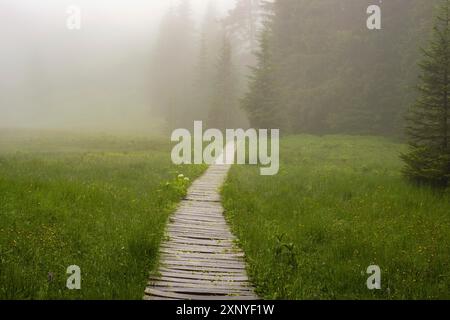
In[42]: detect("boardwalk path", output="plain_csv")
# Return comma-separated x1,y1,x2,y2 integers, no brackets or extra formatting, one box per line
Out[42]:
144,143,258,300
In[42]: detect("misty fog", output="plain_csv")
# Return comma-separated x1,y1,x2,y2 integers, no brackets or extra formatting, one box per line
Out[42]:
0,0,236,133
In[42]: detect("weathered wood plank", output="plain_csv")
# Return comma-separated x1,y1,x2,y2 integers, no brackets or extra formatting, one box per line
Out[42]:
145,288,257,300
156,270,249,282
149,283,254,293
160,251,245,260
167,240,233,248
161,252,243,261
148,276,250,286
148,286,254,295
166,230,233,239
160,256,245,266
162,260,247,270
170,217,228,225
160,265,248,274
161,245,237,254
168,236,234,245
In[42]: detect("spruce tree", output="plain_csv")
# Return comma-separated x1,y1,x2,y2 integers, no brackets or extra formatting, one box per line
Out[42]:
151,0,195,130
191,0,221,123
208,35,237,129
224,0,262,53
402,0,450,186
242,26,281,129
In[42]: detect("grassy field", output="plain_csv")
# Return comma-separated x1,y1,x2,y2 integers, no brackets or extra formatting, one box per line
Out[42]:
0,129,205,299
222,135,450,300
1,131,449,300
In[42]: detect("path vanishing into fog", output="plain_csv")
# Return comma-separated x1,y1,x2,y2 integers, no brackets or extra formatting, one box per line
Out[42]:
144,142,258,300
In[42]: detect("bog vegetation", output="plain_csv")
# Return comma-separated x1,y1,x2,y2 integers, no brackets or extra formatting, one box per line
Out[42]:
222,135,450,299
0,131,205,299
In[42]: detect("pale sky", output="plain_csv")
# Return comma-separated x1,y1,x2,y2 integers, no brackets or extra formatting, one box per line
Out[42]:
1,0,236,28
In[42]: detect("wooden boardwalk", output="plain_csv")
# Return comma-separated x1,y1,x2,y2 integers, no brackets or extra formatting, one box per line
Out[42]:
144,152,258,300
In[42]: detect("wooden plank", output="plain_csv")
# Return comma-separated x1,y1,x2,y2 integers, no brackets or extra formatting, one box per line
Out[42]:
174,214,225,221
162,244,235,251
160,251,245,260
151,282,252,292
169,224,228,233
167,240,232,248
170,217,227,225
148,285,254,295
145,288,257,300
166,229,233,239
161,233,232,241
167,232,231,242
175,206,224,213
167,227,233,236
158,269,249,281
169,236,233,245
162,260,247,270
160,257,245,265
169,227,231,234
161,245,237,254
172,213,225,219
148,276,250,286
168,222,230,230
167,238,232,245
178,201,223,207
161,253,244,263
160,256,245,266
168,234,233,241
174,214,222,219
160,265,248,274
143,295,178,300
162,241,237,249
149,279,253,289
164,233,233,242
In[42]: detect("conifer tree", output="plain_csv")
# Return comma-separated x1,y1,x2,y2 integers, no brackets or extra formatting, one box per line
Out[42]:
224,0,262,53
208,35,237,129
191,0,220,123
402,0,450,186
151,0,195,130
242,26,281,129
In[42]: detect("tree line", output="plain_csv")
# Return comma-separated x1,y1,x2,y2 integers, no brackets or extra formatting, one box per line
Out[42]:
150,0,261,131
242,0,449,186
244,0,439,136
150,0,449,186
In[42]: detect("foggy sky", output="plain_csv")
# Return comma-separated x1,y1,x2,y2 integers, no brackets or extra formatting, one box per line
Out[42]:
0,0,236,133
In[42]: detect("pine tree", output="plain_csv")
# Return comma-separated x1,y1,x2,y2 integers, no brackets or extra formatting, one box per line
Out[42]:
191,0,221,123
224,0,262,53
402,0,450,186
242,25,281,129
151,0,195,130
208,35,237,129
191,33,210,122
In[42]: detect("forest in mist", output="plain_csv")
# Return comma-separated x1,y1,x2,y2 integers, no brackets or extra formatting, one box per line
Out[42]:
0,0,444,136
0,0,234,132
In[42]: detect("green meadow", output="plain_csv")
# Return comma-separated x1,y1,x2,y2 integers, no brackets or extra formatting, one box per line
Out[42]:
1,131,449,300
222,135,450,300
0,130,205,299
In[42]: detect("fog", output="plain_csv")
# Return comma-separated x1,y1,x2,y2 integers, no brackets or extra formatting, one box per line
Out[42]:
0,0,236,133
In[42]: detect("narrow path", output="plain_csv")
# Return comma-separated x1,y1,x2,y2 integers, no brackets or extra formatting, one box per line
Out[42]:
144,143,258,300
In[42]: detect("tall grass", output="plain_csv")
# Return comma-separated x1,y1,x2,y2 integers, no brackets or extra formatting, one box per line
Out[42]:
222,135,450,299
0,131,205,299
